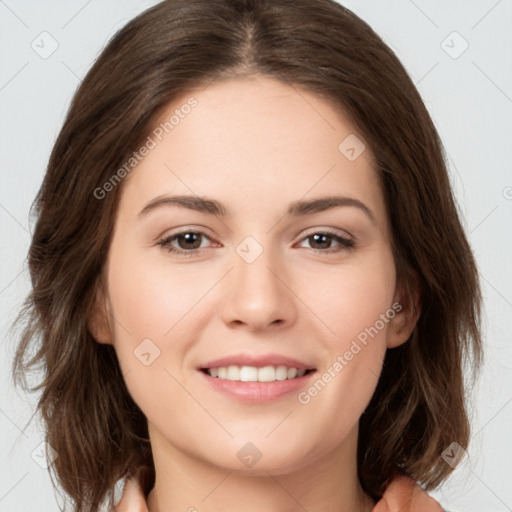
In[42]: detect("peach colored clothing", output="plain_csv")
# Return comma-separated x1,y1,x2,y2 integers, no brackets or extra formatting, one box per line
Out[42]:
373,475,444,512
114,474,446,512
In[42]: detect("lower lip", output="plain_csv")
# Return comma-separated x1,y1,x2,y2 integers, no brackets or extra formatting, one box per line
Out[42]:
199,370,316,404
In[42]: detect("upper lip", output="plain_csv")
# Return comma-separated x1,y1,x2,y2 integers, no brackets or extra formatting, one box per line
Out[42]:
200,353,315,370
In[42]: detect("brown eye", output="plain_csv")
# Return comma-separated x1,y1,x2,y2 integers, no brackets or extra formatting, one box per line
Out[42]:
298,231,355,253
157,230,214,256
174,232,203,250
308,233,333,250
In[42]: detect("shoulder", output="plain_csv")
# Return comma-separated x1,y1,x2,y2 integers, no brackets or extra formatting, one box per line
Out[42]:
373,475,444,512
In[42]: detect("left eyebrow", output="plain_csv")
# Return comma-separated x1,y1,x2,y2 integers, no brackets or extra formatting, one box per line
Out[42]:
138,194,376,224
287,196,375,224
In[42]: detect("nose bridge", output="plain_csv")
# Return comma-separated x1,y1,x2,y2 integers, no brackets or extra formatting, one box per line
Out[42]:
235,235,279,291
220,234,296,330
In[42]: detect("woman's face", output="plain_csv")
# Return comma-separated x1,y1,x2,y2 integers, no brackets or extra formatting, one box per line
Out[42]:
94,75,414,475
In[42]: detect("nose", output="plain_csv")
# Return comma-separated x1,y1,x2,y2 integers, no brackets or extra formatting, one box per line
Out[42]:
219,241,298,332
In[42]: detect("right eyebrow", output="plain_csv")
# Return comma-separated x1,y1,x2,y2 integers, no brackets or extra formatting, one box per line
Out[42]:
138,195,226,217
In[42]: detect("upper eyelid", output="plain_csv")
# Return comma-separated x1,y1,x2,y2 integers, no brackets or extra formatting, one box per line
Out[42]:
159,230,215,246
299,225,354,239
156,225,214,242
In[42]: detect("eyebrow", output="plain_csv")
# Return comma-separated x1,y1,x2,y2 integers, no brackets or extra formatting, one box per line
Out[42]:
138,194,376,224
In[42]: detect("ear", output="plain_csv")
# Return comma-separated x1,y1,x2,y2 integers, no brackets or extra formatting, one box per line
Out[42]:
88,284,113,345
386,271,421,349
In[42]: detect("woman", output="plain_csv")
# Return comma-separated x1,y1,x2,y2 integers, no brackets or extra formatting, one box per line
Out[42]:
12,1,481,511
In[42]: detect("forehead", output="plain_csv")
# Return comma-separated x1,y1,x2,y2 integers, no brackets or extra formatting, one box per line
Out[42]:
119,76,388,231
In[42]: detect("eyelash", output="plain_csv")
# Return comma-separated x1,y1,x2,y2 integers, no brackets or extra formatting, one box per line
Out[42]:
156,229,356,257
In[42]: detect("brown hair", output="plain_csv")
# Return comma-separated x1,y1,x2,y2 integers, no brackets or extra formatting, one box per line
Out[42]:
11,0,483,510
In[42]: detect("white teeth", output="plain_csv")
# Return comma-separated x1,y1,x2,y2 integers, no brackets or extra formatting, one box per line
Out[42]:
226,365,240,380
287,367,297,379
206,365,310,382
258,365,275,382
275,365,288,381
240,366,258,381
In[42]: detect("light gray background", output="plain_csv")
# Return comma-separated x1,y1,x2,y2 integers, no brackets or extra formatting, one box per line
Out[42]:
1,1,511,511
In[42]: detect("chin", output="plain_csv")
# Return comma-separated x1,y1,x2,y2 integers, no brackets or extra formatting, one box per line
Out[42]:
195,436,321,476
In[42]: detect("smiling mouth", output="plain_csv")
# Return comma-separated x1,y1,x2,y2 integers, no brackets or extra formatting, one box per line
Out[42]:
200,365,316,382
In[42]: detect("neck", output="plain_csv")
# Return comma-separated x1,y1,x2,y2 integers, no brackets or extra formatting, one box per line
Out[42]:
146,422,375,512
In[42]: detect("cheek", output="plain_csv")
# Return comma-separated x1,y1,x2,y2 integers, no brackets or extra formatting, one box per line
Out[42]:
106,245,212,344
104,244,202,395
298,253,396,348
104,255,199,425
293,255,394,418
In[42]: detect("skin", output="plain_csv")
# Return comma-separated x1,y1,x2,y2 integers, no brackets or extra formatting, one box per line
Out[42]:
91,75,420,512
